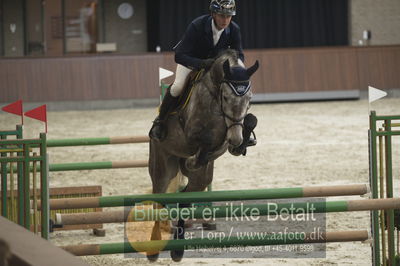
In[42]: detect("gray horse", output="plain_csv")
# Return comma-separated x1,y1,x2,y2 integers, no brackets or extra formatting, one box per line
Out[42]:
148,49,259,261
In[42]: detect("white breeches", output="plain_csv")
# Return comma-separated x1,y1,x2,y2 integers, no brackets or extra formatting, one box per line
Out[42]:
170,64,192,97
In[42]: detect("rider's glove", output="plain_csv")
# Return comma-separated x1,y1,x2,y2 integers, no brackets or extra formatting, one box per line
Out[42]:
200,59,215,71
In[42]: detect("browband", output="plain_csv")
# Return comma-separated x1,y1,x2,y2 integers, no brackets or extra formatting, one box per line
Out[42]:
223,79,251,96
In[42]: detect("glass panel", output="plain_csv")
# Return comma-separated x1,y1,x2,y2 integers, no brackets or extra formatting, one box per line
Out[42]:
64,0,98,54
45,0,63,56
3,0,24,56
103,0,147,54
26,0,44,56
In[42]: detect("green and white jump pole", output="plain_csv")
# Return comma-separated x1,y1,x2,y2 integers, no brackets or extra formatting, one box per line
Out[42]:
38,184,369,210
62,230,369,256
9,160,148,173
55,198,400,226
6,135,150,173
46,136,149,147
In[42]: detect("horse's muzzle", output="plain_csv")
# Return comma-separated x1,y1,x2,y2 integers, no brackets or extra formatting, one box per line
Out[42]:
226,123,244,147
228,138,242,147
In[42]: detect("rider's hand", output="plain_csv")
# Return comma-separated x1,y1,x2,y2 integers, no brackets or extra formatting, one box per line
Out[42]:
200,59,215,70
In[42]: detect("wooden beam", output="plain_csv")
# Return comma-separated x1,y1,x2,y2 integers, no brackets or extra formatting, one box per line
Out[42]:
0,216,88,266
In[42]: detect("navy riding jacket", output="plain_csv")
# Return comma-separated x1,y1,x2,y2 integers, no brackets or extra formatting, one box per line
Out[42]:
174,15,244,71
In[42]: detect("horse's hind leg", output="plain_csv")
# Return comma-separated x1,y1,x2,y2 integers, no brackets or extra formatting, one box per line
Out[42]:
149,141,179,192
147,141,179,261
170,160,214,262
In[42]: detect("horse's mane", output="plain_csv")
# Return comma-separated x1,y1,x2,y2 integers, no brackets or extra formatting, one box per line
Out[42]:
215,49,239,64
209,49,239,84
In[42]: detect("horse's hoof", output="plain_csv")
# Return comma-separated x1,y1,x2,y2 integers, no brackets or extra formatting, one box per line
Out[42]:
170,249,184,262
202,222,217,231
228,145,242,156
146,253,159,262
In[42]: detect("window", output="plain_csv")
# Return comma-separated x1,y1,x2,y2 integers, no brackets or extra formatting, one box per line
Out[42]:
26,0,45,56
64,0,98,54
1,0,148,57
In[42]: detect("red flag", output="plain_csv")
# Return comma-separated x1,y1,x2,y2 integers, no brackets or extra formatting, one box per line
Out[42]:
25,105,47,133
1,100,24,124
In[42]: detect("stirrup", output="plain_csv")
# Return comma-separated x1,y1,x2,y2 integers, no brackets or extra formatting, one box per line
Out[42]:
247,138,257,147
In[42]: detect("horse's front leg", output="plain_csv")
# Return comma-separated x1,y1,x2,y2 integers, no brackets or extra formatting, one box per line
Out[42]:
147,203,163,260
170,163,214,262
185,147,211,171
185,142,228,171
147,141,179,261
170,205,187,262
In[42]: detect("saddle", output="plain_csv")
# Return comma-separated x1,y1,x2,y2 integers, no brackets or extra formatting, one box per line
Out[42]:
174,69,205,113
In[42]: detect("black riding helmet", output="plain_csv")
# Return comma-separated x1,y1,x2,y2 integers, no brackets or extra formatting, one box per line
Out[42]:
209,0,236,16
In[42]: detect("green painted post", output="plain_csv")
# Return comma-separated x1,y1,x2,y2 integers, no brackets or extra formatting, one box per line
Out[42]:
0,133,49,239
40,133,49,239
0,125,24,221
23,143,31,230
16,125,24,226
384,119,395,266
369,111,380,266
369,112,400,265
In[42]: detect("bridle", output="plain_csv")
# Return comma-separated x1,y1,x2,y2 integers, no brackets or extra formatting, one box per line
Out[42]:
219,78,251,130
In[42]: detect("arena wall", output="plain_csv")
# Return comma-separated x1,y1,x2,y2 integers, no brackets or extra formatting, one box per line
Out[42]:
1,45,399,109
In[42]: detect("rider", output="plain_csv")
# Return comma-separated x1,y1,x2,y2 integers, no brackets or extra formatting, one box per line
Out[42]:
149,0,256,152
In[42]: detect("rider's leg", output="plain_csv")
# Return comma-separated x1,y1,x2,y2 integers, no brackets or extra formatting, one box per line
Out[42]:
232,113,258,156
244,113,257,147
237,59,257,147
149,64,191,141
170,64,192,97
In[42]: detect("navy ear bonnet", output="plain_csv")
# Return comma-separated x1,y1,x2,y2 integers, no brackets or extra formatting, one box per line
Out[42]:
222,60,251,96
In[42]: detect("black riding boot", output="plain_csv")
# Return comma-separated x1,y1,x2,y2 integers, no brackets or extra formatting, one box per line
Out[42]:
232,113,258,156
149,90,179,141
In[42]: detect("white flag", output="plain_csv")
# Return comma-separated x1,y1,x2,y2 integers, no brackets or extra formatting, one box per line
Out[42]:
368,86,387,103
159,67,174,85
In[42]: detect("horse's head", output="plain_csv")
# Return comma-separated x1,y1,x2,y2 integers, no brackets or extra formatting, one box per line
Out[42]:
213,52,259,148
